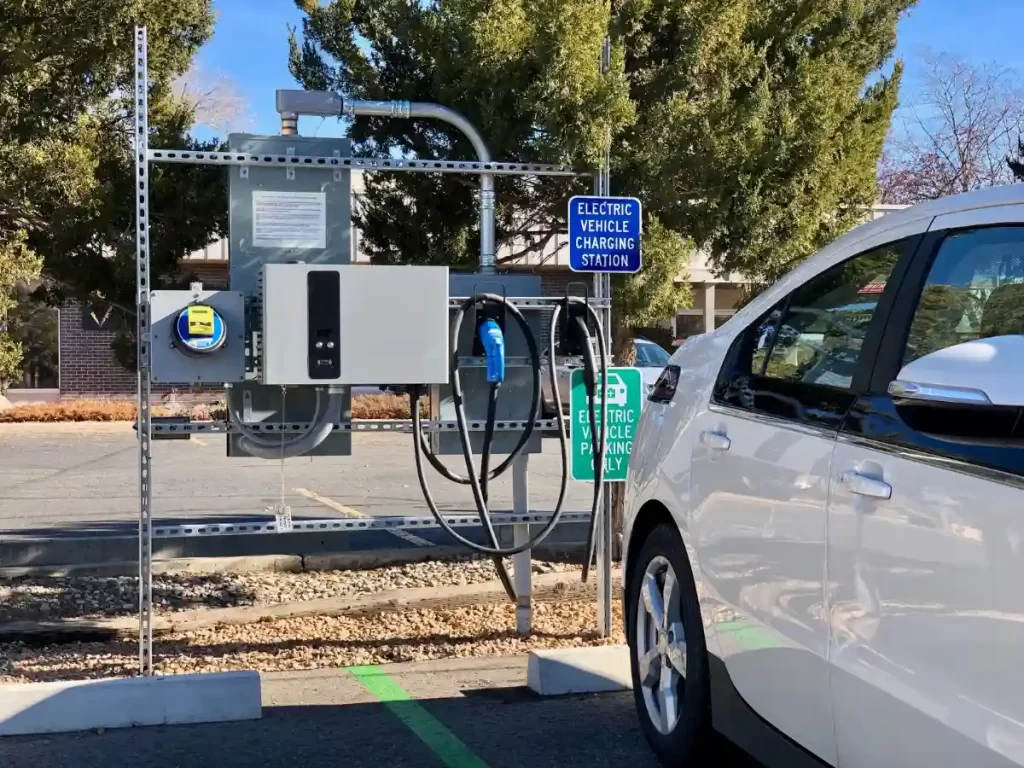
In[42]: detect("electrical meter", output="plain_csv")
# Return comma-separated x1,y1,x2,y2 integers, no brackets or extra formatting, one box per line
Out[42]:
173,304,227,355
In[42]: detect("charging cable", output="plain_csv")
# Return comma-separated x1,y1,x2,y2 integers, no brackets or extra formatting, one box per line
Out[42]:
410,294,607,576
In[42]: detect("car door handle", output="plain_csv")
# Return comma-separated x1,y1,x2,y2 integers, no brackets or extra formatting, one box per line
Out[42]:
838,470,891,500
700,431,731,451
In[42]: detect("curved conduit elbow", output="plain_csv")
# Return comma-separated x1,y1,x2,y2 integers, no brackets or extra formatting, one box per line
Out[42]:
232,388,344,460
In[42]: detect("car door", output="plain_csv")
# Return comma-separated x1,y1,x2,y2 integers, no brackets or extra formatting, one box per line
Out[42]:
829,222,1024,767
690,238,912,763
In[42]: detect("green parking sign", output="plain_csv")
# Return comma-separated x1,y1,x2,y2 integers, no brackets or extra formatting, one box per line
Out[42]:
570,367,643,482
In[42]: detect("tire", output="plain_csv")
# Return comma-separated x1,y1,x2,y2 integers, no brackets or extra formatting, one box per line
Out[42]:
626,522,712,766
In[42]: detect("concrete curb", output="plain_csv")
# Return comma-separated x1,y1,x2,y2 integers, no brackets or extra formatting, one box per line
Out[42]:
0,570,621,641
0,671,262,736
527,644,633,696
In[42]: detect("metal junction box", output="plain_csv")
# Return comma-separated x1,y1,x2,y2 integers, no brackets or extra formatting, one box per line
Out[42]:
150,289,246,385
260,263,450,386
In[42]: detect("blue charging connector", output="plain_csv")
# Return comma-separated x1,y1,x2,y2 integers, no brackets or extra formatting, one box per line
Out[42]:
478,319,506,384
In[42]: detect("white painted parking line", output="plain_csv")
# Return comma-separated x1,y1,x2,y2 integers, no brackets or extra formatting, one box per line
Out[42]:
293,487,433,547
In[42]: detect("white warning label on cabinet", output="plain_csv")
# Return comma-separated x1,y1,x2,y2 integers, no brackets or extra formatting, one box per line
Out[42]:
252,191,327,249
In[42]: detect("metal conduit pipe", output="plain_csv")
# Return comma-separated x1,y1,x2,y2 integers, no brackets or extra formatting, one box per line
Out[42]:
275,90,497,273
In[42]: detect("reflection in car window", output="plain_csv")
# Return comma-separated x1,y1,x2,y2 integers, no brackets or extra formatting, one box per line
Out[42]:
751,306,784,375
762,242,902,390
635,342,670,367
903,226,1024,365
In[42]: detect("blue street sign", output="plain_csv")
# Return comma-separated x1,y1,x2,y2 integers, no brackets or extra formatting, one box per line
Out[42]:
567,195,643,273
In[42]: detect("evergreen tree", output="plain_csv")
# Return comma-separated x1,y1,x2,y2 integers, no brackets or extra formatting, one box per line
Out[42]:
289,0,910,336
1,0,227,377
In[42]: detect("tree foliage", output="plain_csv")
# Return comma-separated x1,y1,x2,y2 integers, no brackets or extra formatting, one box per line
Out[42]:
1,0,227,371
290,0,909,322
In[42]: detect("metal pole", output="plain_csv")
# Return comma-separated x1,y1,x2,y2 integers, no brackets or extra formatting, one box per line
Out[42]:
133,25,155,676
334,98,497,274
512,454,532,635
595,35,615,638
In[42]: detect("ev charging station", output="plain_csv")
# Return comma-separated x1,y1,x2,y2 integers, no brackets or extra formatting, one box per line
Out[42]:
129,25,640,678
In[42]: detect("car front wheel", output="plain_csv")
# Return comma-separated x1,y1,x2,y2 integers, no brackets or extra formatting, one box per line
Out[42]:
627,522,711,766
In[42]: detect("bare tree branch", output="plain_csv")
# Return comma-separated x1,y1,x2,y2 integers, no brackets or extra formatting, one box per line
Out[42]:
171,63,254,135
880,50,1024,204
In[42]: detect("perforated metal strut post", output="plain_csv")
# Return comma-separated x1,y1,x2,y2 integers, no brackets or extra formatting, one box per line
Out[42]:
134,25,155,676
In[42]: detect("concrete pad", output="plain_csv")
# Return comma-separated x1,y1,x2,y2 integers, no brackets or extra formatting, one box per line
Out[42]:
0,671,262,736
527,644,633,696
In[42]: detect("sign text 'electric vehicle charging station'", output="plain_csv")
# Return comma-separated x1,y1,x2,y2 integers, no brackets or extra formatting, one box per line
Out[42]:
570,366,643,481
568,195,643,273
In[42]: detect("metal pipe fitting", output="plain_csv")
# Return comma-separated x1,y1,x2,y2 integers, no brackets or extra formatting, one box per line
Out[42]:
277,92,498,274
345,99,496,273
280,112,298,135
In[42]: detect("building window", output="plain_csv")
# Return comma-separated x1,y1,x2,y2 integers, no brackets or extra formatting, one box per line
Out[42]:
674,310,736,343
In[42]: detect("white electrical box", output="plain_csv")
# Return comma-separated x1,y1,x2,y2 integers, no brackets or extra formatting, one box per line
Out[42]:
260,263,450,386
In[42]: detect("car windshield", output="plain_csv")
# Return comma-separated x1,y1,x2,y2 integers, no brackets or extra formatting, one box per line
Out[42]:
634,341,670,367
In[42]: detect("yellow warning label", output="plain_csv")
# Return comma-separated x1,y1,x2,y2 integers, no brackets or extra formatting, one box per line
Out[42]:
187,305,215,337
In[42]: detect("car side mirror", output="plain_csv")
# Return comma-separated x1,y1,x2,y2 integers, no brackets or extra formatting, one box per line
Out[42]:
888,335,1024,407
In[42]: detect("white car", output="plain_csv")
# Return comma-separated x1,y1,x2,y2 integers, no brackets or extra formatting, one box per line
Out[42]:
623,185,1024,767
542,336,671,414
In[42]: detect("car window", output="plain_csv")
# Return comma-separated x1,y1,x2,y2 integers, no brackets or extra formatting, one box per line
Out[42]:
902,226,1024,365
762,241,903,390
635,342,670,367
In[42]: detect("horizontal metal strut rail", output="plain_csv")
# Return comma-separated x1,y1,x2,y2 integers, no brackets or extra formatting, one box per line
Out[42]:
152,510,591,538
147,419,566,435
147,149,582,177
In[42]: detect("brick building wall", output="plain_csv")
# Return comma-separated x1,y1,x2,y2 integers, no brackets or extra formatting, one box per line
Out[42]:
58,301,138,399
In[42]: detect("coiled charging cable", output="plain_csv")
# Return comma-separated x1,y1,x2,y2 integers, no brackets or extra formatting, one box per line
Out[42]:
409,293,608,593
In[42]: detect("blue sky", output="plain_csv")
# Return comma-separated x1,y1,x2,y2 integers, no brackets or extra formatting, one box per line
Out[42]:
193,0,1024,138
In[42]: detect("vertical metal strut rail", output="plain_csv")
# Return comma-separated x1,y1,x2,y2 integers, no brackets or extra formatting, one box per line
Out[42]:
134,25,155,676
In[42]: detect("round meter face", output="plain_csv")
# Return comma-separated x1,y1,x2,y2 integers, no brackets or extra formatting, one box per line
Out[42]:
174,304,227,354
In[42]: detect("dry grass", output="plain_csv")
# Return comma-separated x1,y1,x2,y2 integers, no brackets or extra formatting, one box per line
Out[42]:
0,393,423,423
351,392,426,420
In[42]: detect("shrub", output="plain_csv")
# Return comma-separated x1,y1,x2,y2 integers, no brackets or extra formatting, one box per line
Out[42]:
351,392,426,419
0,394,423,422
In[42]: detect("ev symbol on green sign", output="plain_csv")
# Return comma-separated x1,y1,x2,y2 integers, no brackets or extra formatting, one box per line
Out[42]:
570,367,643,482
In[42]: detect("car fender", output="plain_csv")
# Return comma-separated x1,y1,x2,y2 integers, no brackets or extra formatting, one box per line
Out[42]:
624,330,732,659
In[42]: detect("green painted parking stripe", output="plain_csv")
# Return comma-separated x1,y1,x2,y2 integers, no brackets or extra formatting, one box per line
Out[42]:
347,665,490,768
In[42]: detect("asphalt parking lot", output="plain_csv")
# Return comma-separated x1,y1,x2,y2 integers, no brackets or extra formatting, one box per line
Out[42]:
0,424,591,535
0,657,760,768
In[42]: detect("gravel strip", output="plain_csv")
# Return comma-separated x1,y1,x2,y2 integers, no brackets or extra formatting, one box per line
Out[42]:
0,599,625,683
0,558,581,622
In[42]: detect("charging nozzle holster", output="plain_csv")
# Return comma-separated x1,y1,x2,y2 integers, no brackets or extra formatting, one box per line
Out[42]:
557,290,591,357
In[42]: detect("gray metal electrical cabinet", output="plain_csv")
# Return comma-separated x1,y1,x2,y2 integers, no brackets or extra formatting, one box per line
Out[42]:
226,133,353,458
261,263,450,386
432,273,546,456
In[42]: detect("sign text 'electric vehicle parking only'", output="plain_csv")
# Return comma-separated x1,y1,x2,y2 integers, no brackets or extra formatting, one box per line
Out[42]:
567,196,643,273
570,367,643,482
